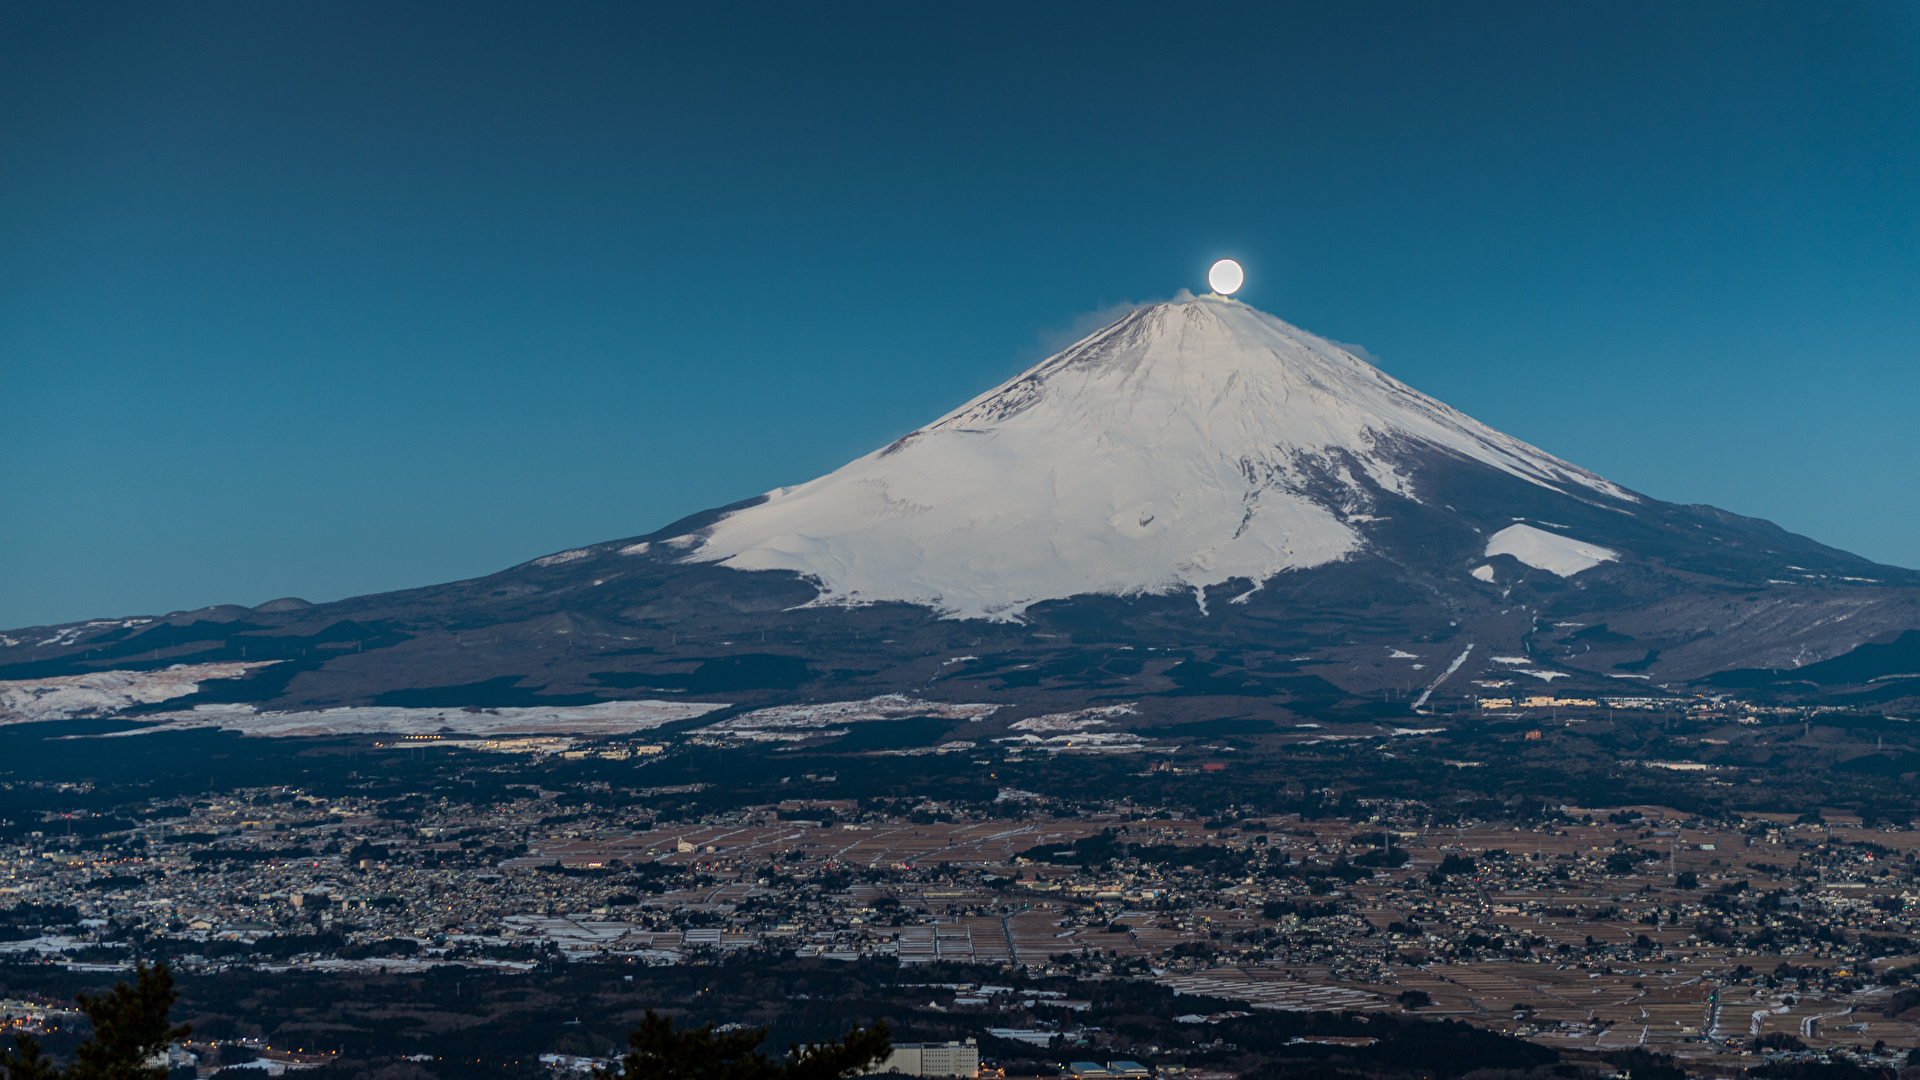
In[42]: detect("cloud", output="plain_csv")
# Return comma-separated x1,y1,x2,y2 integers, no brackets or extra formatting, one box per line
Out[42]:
1330,338,1382,367
1032,301,1148,353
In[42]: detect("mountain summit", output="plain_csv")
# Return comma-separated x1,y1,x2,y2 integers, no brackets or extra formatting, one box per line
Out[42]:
692,297,1632,619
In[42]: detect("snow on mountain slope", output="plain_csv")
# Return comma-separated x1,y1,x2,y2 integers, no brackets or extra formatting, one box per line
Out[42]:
0,661,277,723
1485,523,1620,576
688,296,1634,619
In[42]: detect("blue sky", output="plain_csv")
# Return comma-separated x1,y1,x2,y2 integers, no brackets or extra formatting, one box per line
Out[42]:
3,2,1917,628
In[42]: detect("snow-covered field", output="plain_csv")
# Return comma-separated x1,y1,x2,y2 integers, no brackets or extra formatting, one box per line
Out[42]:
0,660,728,738
994,730,1158,753
686,296,1632,619
694,694,1000,742
0,661,277,724
1,673,1033,746
109,699,728,739
1007,704,1137,732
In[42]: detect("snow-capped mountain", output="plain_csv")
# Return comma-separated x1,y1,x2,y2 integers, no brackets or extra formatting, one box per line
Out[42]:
3,295,1917,725
690,296,1633,619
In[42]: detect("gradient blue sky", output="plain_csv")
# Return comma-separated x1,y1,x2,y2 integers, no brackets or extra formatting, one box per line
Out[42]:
4,2,1917,629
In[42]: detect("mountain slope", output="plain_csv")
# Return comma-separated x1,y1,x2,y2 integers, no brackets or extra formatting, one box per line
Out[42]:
691,297,1633,619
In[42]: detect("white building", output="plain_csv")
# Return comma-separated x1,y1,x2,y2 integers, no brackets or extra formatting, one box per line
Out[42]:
870,1040,978,1077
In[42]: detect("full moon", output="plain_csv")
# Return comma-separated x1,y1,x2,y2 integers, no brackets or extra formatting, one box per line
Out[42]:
1208,258,1244,295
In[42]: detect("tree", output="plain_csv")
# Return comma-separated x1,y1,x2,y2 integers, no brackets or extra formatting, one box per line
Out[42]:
1,962,192,1080
1605,1048,1687,1080
600,1009,889,1080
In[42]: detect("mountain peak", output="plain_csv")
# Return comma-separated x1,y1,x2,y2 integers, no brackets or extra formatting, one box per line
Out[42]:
685,299,1632,620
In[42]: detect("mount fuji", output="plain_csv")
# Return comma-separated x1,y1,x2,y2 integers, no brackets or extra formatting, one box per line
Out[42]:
5,296,1918,731
690,296,1631,620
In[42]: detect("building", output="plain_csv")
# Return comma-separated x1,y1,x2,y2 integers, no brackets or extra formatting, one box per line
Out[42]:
871,1040,979,1077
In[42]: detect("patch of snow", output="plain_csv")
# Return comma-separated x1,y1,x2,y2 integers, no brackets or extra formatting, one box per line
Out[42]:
1009,704,1137,733
1412,644,1474,711
1484,524,1618,576
1470,565,1495,582
531,548,592,567
695,694,999,742
1491,656,1533,665
872,740,979,757
0,662,277,724
103,699,725,738
686,298,1631,620
1516,670,1570,681
618,542,651,555
211,1059,324,1075
992,730,1154,753
35,621,125,648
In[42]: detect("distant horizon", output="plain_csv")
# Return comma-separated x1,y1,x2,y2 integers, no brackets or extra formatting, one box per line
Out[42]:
5,2,1916,628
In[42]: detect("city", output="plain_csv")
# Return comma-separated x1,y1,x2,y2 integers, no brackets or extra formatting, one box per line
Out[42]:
0,703,1916,1077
